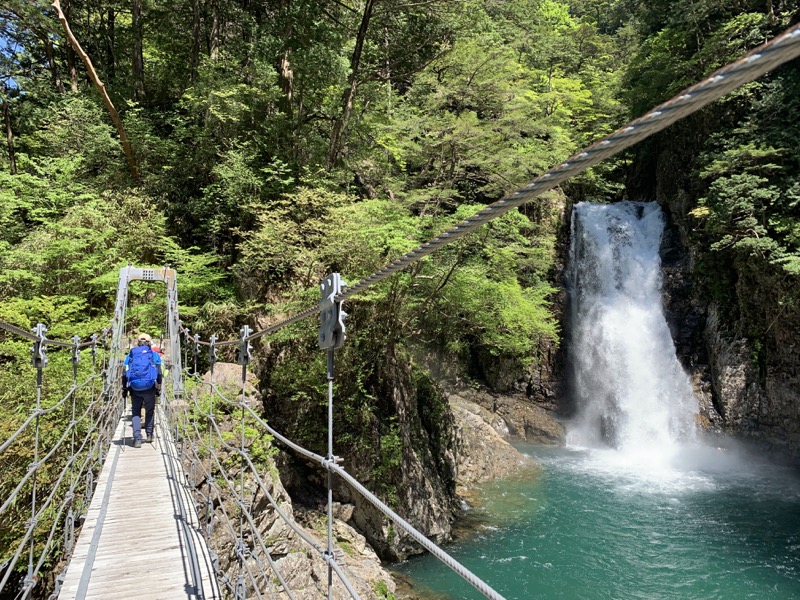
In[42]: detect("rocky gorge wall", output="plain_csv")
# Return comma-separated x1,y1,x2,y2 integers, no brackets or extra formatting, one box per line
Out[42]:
654,148,800,456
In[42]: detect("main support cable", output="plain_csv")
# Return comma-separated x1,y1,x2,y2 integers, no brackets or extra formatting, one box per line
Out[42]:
336,22,800,303
0,321,112,349
192,21,800,346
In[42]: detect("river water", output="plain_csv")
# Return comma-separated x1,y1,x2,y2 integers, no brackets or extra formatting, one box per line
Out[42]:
395,442,800,599
395,202,800,599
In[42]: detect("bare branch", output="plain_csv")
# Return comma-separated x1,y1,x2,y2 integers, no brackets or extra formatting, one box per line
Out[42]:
50,0,139,180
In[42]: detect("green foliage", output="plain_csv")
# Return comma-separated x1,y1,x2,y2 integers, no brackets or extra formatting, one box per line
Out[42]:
373,579,397,600
691,68,800,276
185,382,278,471
623,0,800,342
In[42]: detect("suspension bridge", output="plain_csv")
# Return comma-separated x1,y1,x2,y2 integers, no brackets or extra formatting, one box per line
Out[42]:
1,23,799,600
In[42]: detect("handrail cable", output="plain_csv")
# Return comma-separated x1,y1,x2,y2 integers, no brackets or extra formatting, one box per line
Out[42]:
0,376,102,456
0,388,109,515
208,378,501,599
180,378,360,599
1,381,119,596
17,403,118,599
180,388,301,597
1,410,112,595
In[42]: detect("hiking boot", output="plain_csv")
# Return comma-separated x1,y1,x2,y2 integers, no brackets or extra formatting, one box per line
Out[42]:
134,439,142,448
146,436,154,444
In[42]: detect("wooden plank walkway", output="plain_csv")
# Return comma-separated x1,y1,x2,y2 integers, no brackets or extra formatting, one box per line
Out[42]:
59,405,221,600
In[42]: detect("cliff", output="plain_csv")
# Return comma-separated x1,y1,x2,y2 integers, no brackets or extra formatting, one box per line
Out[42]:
652,145,800,456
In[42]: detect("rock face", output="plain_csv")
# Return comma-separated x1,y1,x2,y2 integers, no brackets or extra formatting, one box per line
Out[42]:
262,349,461,563
449,394,540,496
449,388,566,446
652,149,800,456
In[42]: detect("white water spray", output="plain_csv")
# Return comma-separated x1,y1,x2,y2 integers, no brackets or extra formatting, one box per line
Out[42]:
566,202,697,458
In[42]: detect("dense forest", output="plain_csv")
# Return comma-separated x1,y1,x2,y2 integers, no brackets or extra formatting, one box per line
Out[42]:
1,0,799,595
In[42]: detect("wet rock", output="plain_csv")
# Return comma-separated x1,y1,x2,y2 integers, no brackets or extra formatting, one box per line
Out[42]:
448,388,566,445
449,395,537,495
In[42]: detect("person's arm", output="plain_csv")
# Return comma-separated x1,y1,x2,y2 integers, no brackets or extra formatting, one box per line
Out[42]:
121,352,130,395
154,353,163,388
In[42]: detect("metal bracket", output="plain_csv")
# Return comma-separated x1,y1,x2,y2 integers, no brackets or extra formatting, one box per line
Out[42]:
193,334,200,375
208,335,218,371
31,323,48,370
71,335,81,379
318,274,347,349
237,326,252,367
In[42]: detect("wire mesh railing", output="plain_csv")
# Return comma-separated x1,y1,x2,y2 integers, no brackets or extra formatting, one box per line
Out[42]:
0,322,120,600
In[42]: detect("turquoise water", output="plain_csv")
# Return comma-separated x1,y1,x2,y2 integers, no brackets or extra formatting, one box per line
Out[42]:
396,443,800,600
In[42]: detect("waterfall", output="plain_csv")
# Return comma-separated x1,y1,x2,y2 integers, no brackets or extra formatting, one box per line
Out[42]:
566,201,697,455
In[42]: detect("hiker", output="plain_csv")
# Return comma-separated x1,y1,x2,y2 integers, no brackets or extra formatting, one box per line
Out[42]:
122,333,162,448
152,345,170,387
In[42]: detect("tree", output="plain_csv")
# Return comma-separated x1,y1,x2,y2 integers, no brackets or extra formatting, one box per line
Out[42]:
51,0,139,180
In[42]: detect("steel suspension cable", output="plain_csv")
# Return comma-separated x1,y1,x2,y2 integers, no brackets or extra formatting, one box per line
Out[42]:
205,21,800,344
179,387,299,598
210,379,503,598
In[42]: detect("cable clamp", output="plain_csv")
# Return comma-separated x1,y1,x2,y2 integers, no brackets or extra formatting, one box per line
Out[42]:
238,326,253,366
30,323,48,369
235,539,251,560
321,454,342,470
71,335,81,367
318,274,347,349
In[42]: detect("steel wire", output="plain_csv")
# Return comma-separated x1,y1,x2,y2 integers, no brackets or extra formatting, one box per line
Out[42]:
176,400,283,599
0,389,110,515
210,378,500,598
195,375,494,598
0,321,112,349
0,403,115,593
180,380,366,599
182,22,800,347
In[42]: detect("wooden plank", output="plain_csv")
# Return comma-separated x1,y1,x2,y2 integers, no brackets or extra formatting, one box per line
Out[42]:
58,406,221,599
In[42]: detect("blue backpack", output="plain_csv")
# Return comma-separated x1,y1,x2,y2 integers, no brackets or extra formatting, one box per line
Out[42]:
127,346,157,391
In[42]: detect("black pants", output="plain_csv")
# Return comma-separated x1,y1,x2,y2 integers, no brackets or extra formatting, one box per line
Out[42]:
130,387,157,441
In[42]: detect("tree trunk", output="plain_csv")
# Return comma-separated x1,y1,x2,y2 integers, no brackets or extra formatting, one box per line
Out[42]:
277,50,294,116
210,0,220,61
64,0,78,92
43,35,65,93
275,0,294,117
326,0,377,169
132,0,144,100
106,7,116,82
190,0,201,82
3,99,17,175
51,0,139,180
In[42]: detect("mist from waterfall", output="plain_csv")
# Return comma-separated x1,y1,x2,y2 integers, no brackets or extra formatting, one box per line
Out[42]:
566,201,698,458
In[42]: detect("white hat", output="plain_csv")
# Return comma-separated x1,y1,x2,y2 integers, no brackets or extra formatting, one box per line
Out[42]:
137,333,152,345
